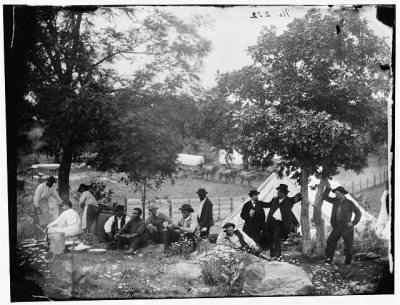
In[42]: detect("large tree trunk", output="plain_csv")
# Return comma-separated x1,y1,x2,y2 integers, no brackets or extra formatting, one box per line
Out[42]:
312,177,329,256
58,144,73,199
300,168,312,255
141,179,147,221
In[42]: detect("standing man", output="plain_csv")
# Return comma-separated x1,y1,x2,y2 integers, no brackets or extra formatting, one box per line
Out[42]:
196,188,214,239
116,208,147,255
323,185,361,265
163,203,197,253
146,203,173,244
33,176,63,240
103,205,130,247
263,184,302,260
240,190,268,245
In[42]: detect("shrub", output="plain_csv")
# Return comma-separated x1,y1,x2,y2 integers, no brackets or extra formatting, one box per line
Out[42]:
199,245,249,293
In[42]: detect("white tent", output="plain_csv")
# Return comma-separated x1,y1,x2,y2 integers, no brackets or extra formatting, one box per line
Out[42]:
219,149,243,166
375,190,390,240
223,173,377,238
177,153,205,166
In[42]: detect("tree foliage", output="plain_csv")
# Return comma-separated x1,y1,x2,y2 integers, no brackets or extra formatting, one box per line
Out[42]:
218,9,391,254
26,6,211,196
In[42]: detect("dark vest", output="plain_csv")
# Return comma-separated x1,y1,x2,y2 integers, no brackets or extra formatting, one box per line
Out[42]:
111,215,127,235
233,230,248,248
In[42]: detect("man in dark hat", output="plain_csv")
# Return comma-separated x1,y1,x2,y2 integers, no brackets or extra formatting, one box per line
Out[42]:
103,204,130,248
196,188,214,239
323,184,361,265
262,184,302,260
163,203,198,253
240,189,269,246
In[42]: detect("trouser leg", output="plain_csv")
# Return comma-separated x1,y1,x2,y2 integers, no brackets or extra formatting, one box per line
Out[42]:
163,229,180,251
86,205,98,234
148,230,164,244
130,235,146,251
270,221,283,258
325,227,343,261
33,211,41,240
342,227,354,265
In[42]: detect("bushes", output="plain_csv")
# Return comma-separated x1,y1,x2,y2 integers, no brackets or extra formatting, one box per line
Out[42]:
199,245,251,292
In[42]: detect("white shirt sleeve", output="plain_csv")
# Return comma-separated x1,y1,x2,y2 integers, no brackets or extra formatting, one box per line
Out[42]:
51,188,63,203
34,183,44,208
104,216,114,233
48,210,66,228
216,232,226,245
240,229,258,249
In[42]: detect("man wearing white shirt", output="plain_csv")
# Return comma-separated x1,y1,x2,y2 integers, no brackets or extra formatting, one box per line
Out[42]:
47,200,80,237
33,176,63,239
104,205,130,248
263,184,302,260
163,203,198,253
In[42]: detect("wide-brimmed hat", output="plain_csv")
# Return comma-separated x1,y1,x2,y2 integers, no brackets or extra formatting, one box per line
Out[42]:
114,205,125,212
332,186,348,195
276,184,289,194
248,190,260,197
179,203,194,213
222,222,236,230
196,188,208,195
148,203,159,211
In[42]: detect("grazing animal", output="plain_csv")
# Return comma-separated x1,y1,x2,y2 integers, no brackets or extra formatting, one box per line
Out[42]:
201,165,219,180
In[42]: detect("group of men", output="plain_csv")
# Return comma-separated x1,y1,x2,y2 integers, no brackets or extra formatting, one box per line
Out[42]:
34,176,362,265
101,188,214,254
231,183,362,265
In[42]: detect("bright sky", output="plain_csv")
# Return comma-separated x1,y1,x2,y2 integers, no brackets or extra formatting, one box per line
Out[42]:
115,5,392,90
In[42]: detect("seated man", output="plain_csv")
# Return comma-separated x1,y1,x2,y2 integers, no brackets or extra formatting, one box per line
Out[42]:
217,222,261,255
46,200,80,237
146,203,172,244
116,208,146,255
163,203,197,253
103,205,131,248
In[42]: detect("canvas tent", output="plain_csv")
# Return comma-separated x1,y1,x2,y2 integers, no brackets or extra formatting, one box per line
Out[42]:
375,190,390,240
177,154,205,166
219,149,243,166
223,172,377,238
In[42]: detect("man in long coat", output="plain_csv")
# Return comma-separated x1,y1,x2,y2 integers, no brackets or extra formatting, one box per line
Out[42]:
196,188,214,238
263,184,302,259
240,190,268,245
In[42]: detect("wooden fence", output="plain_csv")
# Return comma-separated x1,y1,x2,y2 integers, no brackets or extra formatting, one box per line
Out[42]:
126,196,246,222
126,168,388,221
342,168,389,194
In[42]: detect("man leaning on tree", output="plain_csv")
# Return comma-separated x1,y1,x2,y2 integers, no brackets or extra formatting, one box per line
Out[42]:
323,184,361,266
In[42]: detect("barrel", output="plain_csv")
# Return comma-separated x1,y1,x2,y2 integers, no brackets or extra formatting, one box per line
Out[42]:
48,232,65,254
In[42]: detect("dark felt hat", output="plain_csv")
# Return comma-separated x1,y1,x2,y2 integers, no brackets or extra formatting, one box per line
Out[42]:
114,205,125,212
248,190,260,197
196,188,208,195
332,186,348,195
276,184,289,194
222,222,236,230
179,203,194,213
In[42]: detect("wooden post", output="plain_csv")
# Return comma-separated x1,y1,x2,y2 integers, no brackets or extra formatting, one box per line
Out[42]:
352,181,354,193
374,175,376,187
168,199,172,219
380,172,382,184
242,197,245,203
124,197,128,213
367,177,369,188
230,197,233,213
189,199,191,204
359,178,362,192
218,198,221,220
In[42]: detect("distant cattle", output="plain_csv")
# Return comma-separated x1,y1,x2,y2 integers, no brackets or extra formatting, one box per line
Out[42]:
201,165,220,180
239,170,258,185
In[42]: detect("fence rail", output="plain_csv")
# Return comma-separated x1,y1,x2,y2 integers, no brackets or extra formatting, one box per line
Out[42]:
342,168,388,194
126,168,388,222
126,196,246,222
